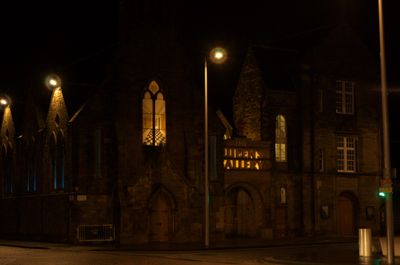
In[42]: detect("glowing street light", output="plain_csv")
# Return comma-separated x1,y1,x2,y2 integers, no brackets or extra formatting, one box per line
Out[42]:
0,95,11,108
0,98,8,106
204,46,227,248
45,74,62,90
210,47,227,64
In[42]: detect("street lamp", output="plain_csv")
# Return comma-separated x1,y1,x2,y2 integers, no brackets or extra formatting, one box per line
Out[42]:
204,47,227,248
0,98,8,107
0,95,11,109
377,0,395,263
45,74,62,91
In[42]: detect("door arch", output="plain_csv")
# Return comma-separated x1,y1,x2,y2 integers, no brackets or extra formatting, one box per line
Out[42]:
148,188,176,242
336,191,358,235
224,184,261,238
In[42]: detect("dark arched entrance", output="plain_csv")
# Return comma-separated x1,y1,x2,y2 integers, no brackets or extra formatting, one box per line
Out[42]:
225,187,256,237
148,188,175,242
337,191,358,235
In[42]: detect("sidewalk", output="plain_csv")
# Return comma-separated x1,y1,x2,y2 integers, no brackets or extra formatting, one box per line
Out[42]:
0,236,390,265
116,236,361,251
0,236,362,251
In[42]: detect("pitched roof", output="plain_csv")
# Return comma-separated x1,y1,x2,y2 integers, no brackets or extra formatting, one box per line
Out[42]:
250,45,299,92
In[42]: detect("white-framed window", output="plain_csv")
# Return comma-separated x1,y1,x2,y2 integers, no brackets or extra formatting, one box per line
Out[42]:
336,136,356,173
335,80,354,114
142,81,166,146
275,115,287,162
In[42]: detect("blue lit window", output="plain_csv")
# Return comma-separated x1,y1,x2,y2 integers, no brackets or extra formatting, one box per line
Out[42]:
51,131,65,190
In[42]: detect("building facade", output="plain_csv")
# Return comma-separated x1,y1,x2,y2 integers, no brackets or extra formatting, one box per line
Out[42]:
0,3,386,244
229,26,383,238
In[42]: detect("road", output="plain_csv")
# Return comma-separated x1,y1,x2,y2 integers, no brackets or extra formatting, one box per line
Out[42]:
0,241,396,265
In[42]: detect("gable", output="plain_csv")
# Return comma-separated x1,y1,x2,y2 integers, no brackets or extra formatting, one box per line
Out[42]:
305,26,377,79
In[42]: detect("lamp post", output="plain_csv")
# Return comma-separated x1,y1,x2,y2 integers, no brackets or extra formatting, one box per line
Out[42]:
204,47,227,248
377,0,394,263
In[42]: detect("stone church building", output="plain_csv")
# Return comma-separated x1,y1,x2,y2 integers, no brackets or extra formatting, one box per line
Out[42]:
0,2,386,244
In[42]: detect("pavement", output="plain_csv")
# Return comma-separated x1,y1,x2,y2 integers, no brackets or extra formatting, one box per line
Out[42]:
0,236,395,265
0,235,361,251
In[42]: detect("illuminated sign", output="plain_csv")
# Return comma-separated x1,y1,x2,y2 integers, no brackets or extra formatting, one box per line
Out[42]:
223,148,266,170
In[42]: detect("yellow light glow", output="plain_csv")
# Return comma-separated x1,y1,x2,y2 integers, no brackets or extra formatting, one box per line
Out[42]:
0,98,8,106
214,51,223,60
45,74,62,90
49,79,58,87
210,47,227,64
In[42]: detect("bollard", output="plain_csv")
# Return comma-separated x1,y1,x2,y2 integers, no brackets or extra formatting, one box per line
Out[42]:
359,228,372,256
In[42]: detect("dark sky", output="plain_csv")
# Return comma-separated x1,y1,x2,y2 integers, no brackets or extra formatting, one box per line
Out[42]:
0,1,399,114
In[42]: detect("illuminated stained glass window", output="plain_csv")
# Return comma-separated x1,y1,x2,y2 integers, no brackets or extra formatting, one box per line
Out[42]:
336,80,354,114
275,115,287,162
336,136,356,173
142,81,166,146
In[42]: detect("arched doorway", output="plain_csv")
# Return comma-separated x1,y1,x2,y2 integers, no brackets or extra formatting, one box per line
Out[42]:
149,190,174,242
337,192,357,235
225,187,256,237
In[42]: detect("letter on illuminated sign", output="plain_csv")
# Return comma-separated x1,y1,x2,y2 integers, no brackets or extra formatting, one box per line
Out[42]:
223,148,265,170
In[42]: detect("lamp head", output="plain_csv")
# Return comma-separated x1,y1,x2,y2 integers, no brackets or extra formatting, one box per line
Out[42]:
0,95,11,108
45,74,62,90
209,47,227,64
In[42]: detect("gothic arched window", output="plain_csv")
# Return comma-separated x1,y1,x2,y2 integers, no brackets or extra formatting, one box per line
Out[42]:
51,131,65,191
142,81,166,146
275,115,287,162
26,138,37,192
2,143,13,193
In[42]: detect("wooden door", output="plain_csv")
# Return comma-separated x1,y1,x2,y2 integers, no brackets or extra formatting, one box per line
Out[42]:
235,189,255,237
275,206,287,238
337,196,354,235
150,195,170,242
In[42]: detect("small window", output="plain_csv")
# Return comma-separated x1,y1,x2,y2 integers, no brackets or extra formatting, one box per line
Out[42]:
336,80,354,114
142,81,166,146
318,149,324,172
336,136,356,173
94,129,102,178
280,187,287,204
275,115,287,162
318,89,323,112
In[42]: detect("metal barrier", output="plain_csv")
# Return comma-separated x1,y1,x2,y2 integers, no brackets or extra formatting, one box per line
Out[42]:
77,224,115,242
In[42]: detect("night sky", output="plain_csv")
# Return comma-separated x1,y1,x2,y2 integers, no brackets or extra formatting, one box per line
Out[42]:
1,1,399,120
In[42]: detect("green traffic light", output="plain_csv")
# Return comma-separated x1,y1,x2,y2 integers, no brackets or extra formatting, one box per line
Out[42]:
379,191,386,197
